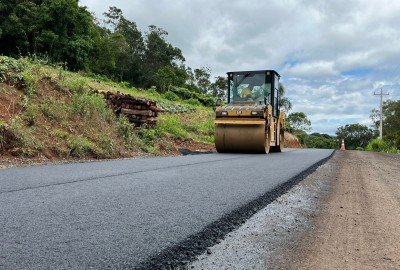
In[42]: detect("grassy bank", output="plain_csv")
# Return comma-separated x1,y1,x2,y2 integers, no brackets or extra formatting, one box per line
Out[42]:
0,56,214,159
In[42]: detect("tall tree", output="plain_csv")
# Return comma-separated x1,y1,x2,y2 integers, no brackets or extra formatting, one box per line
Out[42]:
287,112,311,133
194,67,211,94
142,25,185,87
278,83,292,112
210,76,227,98
103,6,144,84
371,99,400,135
0,0,97,70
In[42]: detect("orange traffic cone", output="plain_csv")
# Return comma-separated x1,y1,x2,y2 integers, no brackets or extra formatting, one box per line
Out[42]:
340,139,346,151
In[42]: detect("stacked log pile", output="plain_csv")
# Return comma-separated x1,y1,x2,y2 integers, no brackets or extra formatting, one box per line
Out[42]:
96,91,159,127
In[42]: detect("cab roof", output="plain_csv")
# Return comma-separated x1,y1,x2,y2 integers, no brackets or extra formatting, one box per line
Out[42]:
227,70,280,78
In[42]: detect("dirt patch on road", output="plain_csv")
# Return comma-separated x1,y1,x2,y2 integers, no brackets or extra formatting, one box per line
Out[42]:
286,151,400,270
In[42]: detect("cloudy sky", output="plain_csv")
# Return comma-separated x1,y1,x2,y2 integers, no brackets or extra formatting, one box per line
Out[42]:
80,0,400,134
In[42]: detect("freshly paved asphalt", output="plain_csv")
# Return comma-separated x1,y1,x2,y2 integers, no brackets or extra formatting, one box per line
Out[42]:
0,149,333,269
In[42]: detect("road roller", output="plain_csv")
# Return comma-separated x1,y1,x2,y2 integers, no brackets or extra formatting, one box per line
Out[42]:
215,70,285,154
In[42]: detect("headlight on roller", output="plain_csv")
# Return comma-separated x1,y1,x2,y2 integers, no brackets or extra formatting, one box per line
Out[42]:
251,111,261,116
221,111,228,116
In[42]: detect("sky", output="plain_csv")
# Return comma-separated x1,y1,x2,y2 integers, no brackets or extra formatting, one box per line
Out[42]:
80,0,400,134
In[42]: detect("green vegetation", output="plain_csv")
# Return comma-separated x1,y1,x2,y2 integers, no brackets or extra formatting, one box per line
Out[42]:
366,138,399,154
286,111,338,149
302,133,338,149
0,56,214,158
336,124,374,150
365,100,400,154
0,1,225,99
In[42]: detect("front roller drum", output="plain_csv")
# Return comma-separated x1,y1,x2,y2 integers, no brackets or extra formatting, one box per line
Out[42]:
215,122,269,153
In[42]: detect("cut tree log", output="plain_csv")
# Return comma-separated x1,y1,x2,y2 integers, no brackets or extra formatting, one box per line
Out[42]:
92,90,159,127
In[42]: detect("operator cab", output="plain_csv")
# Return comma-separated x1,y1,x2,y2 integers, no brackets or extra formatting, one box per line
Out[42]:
227,70,280,117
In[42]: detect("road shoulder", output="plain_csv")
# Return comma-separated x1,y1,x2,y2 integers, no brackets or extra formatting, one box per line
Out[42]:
285,151,400,270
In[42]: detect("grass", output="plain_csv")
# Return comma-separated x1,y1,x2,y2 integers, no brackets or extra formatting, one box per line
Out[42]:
366,138,399,154
0,56,215,158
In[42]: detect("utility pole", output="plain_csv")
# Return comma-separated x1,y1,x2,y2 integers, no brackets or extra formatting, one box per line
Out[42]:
374,88,389,139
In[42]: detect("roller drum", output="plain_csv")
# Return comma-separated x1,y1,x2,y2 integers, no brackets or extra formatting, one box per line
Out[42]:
215,122,267,153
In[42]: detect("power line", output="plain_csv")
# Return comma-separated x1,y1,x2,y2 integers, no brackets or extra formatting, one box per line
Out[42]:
373,88,389,139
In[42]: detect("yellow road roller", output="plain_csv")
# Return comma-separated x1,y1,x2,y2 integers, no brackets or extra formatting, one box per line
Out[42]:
215,70,285,154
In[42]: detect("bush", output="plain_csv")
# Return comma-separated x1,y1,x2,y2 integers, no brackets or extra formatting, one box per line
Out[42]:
21,67,39,96
384,132,400,150
356,147,364,151
0,56,25,84
67,136,97,157
187,98,202,106
97,134,115,158
22,104,38,126
117,116,141,149
8,117,42,156
0,121,7,150
68,78,89,94
40,99,66,121
365,138,398,153
163,91,180,101
170,87,215,107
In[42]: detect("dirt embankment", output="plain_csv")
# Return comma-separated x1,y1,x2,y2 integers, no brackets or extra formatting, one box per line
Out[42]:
286,151,400,270
284,132,301,148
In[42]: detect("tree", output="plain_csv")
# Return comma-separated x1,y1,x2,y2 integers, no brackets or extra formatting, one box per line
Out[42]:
371,99,400,135
278,83,292,112
154,65,187,92
335,124,374,150
36,0,96,70
0,1,41,55
103,7,144,84
0,0,97,70
210,76,227,98
194,67,211,94
142,25,185,88
304,133,337,149
287,112,311,133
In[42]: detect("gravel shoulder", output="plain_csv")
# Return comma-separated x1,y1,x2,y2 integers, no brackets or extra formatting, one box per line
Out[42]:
190,151,400,270
286,151,400,270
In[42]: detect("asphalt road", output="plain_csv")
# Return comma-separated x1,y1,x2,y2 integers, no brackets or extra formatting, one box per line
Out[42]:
0,149,333,269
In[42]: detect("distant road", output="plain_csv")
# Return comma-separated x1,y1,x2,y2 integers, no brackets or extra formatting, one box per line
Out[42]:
0,149,333,269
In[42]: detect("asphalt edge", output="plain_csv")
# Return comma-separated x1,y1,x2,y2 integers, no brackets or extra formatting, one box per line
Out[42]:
136,150,336,270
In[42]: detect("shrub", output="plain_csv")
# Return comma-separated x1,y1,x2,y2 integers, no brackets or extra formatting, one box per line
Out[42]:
40,99,66,121
170,87,215,107
53,129,69,139
0,121,7,150
8,117,42,156
356,147,364,151
21,68,39,96
384,132,400,150
187,98,202,106
67,136,96,157
365,138,398,153
163,91,180,101
22,104,38,126
0,56,25,84
97,134,115,158
68,78,89,94
117,116,141,149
